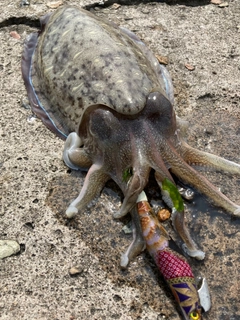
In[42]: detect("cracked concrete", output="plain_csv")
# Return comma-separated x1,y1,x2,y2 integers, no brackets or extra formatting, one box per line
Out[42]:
0,0,240,319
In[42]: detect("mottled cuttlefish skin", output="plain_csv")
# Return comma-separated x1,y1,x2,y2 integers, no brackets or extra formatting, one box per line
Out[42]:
24,6,170,138
22,5,240,305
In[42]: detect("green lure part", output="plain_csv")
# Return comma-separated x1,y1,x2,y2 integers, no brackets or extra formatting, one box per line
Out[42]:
122,167,133,183
162,178,184,212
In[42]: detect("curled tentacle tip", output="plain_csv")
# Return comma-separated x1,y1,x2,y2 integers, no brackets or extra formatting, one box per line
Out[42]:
113,210,124,219
233,207,240,217
113,208,128,219
120,254,129,268
65,206,78,218
63,150,81,171
182,244,205,260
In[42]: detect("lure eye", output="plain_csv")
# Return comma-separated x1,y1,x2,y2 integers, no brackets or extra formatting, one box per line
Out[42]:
189,311,200,320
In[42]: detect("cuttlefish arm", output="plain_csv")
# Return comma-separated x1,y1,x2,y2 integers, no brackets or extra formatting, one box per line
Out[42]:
160,178,205,260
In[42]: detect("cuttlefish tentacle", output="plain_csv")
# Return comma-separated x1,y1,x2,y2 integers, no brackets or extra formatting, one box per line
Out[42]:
150,150,175,184
66,163,109,218
120,206,145,268
171,208,205,259
151,149,204,258
114,164,151,219
160,178,205,260
180,140,240,175
164,141,240,216
63,132,92,170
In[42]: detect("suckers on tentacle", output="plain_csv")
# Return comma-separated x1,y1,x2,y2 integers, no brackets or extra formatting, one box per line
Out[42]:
137,191,202,320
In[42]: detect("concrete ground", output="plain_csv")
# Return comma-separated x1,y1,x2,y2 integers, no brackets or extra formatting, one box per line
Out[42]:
0,0,239,319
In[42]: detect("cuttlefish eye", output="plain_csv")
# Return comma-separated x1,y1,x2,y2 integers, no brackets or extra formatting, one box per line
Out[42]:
89,108,121,140
189,311,200,320
143,91,176,136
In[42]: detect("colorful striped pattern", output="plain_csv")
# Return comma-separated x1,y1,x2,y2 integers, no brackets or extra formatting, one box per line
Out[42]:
154,248,200,318
137,195,202,319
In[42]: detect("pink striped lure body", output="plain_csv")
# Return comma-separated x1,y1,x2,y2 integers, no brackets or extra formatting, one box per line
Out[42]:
137,200,202,320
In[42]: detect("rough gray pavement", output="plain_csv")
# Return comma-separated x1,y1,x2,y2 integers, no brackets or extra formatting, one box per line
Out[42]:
1,0,240,319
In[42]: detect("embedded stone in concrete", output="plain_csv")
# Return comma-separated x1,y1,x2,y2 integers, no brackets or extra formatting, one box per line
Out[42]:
0,240,20,259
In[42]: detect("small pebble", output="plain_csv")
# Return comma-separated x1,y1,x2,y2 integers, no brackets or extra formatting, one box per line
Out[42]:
155,54,168,65
111,3,121,10
10,31,21,40
47,1,63,8
218,2,229,7
20,0,30,6
141,8,150,14
185,63,195,71
210,0,222,4
69,266,83,276
27,114,37,123
122,224,132,234
0,240,20,259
